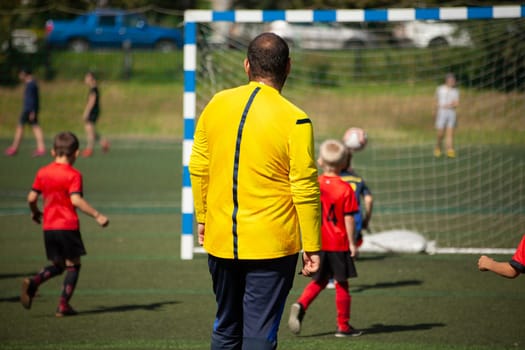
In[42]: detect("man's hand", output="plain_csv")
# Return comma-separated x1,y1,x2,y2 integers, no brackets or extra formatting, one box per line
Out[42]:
197,223,205,246
301,251,320,277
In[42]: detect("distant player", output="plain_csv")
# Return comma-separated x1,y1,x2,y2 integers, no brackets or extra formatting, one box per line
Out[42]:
81,71,109,157
4,67,46,157
340,150,373,251
21,131,109,317
434,72,459,158
478,234,525,279
288,139,362,338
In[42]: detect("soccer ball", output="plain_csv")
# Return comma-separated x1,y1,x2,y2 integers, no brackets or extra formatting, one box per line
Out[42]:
343,127,367,151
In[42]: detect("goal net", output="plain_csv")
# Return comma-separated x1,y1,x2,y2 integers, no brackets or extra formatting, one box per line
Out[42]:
181,7,525,259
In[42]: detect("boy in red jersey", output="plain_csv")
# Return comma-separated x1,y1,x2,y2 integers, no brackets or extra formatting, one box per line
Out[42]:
478,234,525,279
288,139,362,337
21,131,109,317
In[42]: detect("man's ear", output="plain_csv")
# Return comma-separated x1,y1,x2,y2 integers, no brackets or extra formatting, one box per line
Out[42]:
244,58,250,75
51,149,56,157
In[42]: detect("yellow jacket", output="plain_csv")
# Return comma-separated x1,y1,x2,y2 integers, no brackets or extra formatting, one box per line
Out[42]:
190,81,321,259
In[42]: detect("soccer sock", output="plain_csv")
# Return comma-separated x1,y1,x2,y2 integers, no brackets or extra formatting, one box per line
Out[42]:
335,281,351,330
30,264,65,293
297,280,328,310
59,264,81,307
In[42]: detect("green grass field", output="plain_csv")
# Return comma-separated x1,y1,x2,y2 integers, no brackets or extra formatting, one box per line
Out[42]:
0,139,524,350
0,48,523,349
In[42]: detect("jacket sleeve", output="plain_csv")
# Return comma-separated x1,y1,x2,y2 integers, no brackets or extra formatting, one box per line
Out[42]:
289,117,321,252
189,113,209,224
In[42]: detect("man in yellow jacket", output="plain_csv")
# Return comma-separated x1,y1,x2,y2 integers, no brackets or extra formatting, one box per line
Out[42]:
190,32,321,350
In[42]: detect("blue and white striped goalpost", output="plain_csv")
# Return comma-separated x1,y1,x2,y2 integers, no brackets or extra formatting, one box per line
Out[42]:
180,5,525,260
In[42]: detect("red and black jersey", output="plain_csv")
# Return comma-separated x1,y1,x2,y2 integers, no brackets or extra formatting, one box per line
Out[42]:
318,174,358,252
510,234,525,274
32,162,83,231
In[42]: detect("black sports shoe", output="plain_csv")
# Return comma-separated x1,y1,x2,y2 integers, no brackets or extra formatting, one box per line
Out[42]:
335,326,363,337
288,302,305,334
20,278,34,310
55,304,78,318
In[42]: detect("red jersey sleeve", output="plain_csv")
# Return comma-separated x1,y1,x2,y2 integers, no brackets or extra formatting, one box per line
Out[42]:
31,170,42,193
509,234,525,274
343,185,359,216
69,171,83,196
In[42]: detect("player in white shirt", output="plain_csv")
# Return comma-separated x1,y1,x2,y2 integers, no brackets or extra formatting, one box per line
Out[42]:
434,73,459,158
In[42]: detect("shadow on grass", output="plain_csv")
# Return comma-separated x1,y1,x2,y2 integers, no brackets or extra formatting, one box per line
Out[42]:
303,323,445,337
352,279,423,293
79,300,179,315
363,322,446,334
355,254,396,262
0,272,34,280
0,296,20,303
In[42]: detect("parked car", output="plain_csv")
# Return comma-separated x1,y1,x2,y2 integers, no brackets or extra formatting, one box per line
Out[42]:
267,21,379,49
45,9,183,52
392,21,472,48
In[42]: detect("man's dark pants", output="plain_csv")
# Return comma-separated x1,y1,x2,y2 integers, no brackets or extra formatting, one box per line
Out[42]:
208,253,298,350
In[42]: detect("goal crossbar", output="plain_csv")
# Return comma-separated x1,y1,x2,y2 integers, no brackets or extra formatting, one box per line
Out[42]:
181,5,525,259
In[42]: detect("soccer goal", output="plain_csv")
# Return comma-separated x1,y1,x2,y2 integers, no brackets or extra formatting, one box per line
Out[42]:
181,6,525,259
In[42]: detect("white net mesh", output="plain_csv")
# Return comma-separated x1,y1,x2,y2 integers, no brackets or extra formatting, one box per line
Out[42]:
194,18,525,249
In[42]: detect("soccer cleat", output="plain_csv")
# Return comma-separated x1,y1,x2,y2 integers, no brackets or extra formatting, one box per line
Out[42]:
433,147,442,158
4,147,17,156
81,149,93,158
335,326,363,337
447,149,456,158
55,304,78,318
20,278,34,310
101,140,110,154
32,149,46,157
288,302,305,335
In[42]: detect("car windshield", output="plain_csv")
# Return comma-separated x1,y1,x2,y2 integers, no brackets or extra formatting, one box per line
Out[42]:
123,14,146,28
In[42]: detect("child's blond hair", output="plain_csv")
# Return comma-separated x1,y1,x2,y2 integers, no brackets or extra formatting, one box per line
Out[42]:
319,139,347,172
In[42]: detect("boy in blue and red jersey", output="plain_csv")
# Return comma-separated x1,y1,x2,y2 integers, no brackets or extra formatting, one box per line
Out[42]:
21,131,109,317
340,151,373,249
288,139,362,338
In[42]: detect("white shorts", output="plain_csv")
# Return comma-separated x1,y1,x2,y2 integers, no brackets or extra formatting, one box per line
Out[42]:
435,109,456,129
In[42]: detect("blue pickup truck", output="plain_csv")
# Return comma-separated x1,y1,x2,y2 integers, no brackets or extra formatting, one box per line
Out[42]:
45,9,183,52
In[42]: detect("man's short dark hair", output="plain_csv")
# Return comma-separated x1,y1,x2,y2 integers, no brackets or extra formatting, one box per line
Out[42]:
247,33,289,86
20,67,32,75
54,131,79,157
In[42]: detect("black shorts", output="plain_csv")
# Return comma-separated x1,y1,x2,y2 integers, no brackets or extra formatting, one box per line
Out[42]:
86,112,99,123
19,111,39,125
312,251,357,283
44,230,87,261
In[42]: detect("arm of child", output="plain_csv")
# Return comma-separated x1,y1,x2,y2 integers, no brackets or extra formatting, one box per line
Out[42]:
362,194,373,230
345,214,357,258
70,193,109,227
478,255,519,279
27,190,42,224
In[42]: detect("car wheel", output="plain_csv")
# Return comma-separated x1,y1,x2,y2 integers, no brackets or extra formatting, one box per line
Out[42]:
69,38,89,52
428,37,449,48
155,40,176,52
344,40,365,49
